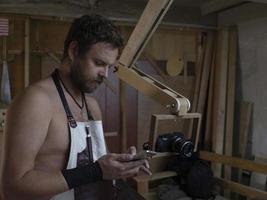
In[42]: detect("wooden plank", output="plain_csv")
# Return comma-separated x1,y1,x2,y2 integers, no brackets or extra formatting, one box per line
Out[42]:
215,177,267,199
24,18,30,87
238,101,253,194
148,115,160,150
201,0,247,15
119,0,173,67
250,157,267,192
204,33,217,150
212,29,229,178
134,171,177,182
193,32,214,148
190,33,205,114
239,102,253,158
117,65,190,115
119,81,127,152
188,33,206,137
224,29,237,182
196,32,214,115
200,151,267,175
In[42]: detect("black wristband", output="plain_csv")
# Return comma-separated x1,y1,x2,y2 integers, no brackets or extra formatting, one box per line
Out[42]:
62,161,103,189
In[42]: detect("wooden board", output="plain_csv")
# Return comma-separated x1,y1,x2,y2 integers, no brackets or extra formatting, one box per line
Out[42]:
238,101,253,192
239,101,253,158
200,151,267,175
224,29,237,183
197,32,215,115
188,33,206,138
204,34,217,150
212,29,229,178
119,0,173,67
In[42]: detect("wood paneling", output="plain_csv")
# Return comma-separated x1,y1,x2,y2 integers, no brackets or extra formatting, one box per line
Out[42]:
0,15,203,154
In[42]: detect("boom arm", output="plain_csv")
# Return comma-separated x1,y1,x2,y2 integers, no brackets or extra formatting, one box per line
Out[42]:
115,0,190,116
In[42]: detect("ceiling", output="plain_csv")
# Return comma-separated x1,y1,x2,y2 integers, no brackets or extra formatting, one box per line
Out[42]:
2,0,264,28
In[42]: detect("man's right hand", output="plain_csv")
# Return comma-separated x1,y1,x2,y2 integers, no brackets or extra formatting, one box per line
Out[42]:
97,153,150,180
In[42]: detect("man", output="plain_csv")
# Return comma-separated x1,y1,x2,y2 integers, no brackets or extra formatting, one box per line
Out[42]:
1,14,151,200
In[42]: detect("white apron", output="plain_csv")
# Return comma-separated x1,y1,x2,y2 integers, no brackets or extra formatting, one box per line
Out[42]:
51,69,116,200
51,120,110,200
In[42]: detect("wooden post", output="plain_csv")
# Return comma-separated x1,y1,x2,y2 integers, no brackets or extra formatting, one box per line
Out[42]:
24,18,30,87
204,34,217,150
224,29,237,184
119,81,127,152
212,29,229,178
188,32,206,138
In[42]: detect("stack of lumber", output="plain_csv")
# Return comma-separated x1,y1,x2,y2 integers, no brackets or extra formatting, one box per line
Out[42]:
190,28,238,181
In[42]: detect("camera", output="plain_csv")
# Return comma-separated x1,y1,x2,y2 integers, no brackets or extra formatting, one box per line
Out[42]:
155,132,194,157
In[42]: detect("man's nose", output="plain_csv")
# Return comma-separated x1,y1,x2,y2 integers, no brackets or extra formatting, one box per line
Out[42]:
100,66,108,78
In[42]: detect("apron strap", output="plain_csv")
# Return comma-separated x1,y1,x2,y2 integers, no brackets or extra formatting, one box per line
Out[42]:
83,93,94,121
51,69,77,128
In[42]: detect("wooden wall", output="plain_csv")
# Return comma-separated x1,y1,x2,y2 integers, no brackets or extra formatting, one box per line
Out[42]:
0,15,206,152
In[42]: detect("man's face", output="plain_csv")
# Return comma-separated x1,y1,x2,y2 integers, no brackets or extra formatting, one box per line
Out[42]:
70,42,119,93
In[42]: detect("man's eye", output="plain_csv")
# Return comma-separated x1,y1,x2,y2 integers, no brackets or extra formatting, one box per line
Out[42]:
95,61,103,65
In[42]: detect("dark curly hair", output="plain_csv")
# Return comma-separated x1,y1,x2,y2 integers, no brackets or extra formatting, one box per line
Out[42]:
62,14,124,60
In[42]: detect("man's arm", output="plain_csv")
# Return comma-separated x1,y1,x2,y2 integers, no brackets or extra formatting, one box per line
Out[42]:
1,89,150,200
85,96,152,178
1,85,68,200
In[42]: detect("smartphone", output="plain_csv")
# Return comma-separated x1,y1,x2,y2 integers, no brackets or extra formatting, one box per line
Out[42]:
131,150,157,161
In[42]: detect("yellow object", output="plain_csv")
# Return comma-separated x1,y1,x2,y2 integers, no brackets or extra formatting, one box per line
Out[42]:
166,54,184,76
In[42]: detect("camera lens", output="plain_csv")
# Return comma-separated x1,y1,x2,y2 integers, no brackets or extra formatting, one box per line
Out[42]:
181,141,194,157
172,138,194,157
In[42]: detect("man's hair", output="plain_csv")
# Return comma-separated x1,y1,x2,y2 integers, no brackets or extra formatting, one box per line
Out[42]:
62,14,124,60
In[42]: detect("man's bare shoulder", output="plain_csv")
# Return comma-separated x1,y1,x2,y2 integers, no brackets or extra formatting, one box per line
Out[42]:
9,77,56,115
84,95,102,120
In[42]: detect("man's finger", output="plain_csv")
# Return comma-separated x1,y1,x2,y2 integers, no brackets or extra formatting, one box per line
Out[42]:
112,153,134,161
120,166,141,178
129,146,136,155
119,159,146,171
144,160,150,169
139,165,152,176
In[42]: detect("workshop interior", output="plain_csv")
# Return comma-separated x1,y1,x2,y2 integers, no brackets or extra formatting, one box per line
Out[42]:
0,0,267,199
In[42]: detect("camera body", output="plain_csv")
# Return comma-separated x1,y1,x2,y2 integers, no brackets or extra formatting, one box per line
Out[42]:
155,132,194,157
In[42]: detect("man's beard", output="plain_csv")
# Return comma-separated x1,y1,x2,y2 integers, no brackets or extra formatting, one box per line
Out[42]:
70,60,102,93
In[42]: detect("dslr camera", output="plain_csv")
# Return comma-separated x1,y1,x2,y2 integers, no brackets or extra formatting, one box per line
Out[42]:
155,132,194,158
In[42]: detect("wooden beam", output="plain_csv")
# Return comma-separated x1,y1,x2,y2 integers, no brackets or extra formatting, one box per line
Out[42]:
117,0,191,116
200,151,267,175
119,81,127,152
215,177,267,199
188,33,206,137
204,34,217,151
24,18,30,87
201,0,249,15
0,3,89,19
239,102,253,158
224,29,237,183
117,65,190,115
119,0,173,67
212,29,229,178
134,171,177,183
197,32,215,115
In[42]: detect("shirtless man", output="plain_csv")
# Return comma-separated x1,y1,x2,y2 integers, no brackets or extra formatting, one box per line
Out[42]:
1,14,150,200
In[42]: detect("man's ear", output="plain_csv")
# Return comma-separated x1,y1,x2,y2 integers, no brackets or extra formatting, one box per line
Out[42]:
68,41,78,62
